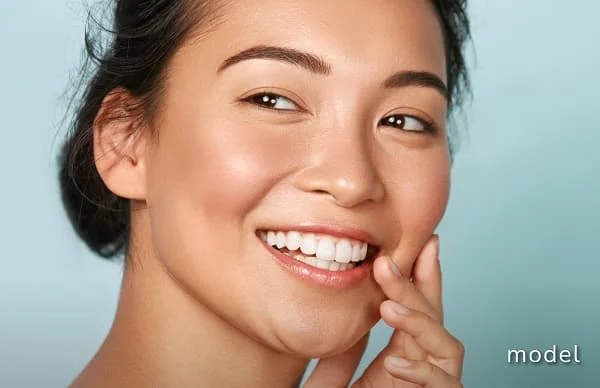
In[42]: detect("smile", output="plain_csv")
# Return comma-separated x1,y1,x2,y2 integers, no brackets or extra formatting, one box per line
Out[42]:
259,230,378,271
258,229,379,272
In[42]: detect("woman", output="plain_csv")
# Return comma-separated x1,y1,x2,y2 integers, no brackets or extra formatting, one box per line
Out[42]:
59,0,471,386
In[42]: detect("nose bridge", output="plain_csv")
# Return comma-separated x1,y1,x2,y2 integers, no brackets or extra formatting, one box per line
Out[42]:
294,118,385,207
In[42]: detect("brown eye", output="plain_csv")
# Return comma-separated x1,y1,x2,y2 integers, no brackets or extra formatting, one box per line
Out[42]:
243,93,299,111
379,114,434,133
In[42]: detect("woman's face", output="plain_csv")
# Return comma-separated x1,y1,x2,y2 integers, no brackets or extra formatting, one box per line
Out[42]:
142,0,449,357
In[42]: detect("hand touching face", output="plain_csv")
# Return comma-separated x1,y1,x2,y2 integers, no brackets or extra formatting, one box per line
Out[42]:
305,235,465,387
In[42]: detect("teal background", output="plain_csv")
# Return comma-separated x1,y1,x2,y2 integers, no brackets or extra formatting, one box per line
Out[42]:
1,1,598,387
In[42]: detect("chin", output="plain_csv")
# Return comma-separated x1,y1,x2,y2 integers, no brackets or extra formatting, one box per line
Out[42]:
278,325,370,359
262,303,379,359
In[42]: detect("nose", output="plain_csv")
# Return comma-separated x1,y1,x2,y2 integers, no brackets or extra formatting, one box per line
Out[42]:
293,128,385,208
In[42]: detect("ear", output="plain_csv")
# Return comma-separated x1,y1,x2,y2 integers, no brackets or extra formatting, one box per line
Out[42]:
93,88,149,200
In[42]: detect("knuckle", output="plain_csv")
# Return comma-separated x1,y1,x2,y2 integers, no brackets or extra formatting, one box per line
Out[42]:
452,337,465,357
414,312,435,337
419,360,438,385
352,376,376,388
426,360,437,376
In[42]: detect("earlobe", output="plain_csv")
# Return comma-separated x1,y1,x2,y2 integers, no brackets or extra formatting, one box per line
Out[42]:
93,88,148,200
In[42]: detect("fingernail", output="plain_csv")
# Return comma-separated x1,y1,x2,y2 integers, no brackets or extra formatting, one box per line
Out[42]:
392,301,409,315
386,356,411,371
387,257,402,278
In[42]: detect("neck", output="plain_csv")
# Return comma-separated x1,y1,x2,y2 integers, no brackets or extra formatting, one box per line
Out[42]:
70,252,308,388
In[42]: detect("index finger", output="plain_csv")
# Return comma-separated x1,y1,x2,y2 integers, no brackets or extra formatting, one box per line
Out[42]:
374,256,440,321
411,234,443,315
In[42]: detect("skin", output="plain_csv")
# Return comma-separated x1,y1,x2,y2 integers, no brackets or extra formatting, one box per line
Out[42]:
72,0,464,386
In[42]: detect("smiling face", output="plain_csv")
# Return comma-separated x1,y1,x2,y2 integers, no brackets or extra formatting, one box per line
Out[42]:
136,0,450,357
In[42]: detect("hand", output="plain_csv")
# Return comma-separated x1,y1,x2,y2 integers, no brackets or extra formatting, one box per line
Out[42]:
304,235,464,387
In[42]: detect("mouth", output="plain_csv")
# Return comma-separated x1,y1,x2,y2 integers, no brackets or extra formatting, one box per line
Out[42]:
257,229,380,272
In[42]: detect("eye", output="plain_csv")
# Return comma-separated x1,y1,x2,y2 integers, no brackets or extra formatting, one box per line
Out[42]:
242,92,299,111
378,114,435,133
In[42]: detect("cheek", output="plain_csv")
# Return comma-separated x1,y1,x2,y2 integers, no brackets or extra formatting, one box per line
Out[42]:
143,110,315,266
383,148,450,271
141,116,292,307
151,119,291,221
406,153,450,219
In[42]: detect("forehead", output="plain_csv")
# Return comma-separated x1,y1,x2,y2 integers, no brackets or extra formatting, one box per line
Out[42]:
189,0,446,81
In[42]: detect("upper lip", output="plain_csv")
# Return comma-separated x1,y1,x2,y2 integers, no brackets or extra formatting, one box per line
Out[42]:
257,223,380,247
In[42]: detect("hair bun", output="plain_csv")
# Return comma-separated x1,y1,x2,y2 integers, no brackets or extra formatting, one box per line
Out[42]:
58,134,129,258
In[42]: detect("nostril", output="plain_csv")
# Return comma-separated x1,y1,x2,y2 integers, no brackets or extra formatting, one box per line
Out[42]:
312,189,330,195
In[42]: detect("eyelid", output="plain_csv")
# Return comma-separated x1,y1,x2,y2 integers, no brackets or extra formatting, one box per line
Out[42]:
380,107,442,133
239,87,310,113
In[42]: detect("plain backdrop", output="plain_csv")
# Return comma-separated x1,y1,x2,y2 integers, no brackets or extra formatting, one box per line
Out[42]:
1,1,599,387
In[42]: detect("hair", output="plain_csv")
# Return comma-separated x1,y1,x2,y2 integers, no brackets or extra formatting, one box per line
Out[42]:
58,0,472,259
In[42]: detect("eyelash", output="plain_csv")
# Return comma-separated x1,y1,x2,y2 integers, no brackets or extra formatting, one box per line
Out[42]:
241,92,438,134
377,114,437,134
241,92,301,112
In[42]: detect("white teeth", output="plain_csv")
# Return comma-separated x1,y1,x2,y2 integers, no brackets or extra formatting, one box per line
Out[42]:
276,231,286,249
294,254,306,263
334,239,353,263
300,233,317,255
297,255,354,271
286,231,301,251
351,244,361,262
360,244,368,261
315,237,336,261
267,231,276,246
280,248,357,271
260,229,375,270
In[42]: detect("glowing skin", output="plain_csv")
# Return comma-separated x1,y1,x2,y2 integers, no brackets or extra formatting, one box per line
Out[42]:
76,0,454,386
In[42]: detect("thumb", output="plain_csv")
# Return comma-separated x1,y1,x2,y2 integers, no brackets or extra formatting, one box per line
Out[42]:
303,333,369,388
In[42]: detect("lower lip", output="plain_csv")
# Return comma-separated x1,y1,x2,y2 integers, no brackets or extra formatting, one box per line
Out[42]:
260,238,372,289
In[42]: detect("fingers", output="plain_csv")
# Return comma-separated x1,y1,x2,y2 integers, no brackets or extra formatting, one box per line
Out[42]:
373,255,440,322
354,237,462,387
411,235,443,314
303,333,369,388
380,300,464,378
384,357,463,388
307,236,455,388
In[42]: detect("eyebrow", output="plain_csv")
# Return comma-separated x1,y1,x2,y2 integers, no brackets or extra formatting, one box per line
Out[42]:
218,45,331,75
218,45,448,99
383,71,448,100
